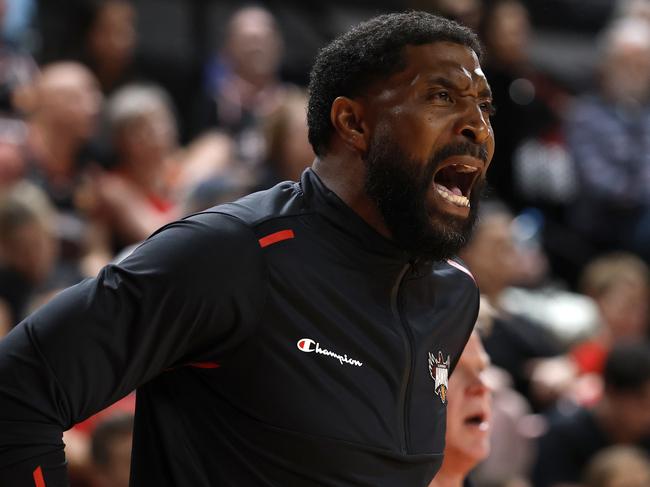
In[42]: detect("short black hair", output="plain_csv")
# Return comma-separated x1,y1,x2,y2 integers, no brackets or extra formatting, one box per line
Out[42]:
604,342,650,393
307,11,482,156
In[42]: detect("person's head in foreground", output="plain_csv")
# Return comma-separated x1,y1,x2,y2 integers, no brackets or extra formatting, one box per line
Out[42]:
429,332,492,487
584,445,650,487
308,10,495,261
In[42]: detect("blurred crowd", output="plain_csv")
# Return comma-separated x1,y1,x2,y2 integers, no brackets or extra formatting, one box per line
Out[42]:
2,0,650,486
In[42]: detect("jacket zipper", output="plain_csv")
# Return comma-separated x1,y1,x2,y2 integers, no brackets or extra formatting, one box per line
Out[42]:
391,261,414,454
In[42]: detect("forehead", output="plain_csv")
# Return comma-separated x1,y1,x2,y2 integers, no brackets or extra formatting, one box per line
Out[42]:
381,42,487,91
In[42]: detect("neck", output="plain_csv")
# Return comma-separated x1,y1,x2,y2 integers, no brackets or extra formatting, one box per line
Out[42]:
312,156,391,239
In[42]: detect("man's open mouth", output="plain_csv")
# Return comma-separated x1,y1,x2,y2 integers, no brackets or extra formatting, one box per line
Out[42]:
433,160,482,208
464,411,490,431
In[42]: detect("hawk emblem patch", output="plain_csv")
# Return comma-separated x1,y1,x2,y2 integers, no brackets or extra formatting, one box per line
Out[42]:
429,351,450,404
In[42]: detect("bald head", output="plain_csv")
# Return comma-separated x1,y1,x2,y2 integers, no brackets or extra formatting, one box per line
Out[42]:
224,7,283,84
599,19,650,103
35,62,102,140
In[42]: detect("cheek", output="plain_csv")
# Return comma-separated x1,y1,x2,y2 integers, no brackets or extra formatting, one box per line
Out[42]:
486,132,496,165
445,391,465,437
384,109,448,162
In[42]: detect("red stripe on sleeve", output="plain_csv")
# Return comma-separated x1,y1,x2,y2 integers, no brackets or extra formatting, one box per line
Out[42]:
188,362,221,369
33,466,46,487
258,229,295,248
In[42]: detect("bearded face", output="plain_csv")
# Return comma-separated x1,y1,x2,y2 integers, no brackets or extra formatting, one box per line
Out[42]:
364,130,487,261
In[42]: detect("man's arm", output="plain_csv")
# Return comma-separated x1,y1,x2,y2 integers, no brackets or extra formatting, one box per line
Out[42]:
0,212,267,485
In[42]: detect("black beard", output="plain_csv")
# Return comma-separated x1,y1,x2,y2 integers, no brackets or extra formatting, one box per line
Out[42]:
364,133,486,262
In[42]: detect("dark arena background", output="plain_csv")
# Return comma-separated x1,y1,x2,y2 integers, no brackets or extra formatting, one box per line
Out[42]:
2,0,650,486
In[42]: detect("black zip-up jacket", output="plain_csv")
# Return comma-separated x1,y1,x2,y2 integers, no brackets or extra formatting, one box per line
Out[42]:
0,169,479,486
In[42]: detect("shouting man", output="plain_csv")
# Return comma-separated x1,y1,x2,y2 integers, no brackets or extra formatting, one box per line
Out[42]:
0,11,494,486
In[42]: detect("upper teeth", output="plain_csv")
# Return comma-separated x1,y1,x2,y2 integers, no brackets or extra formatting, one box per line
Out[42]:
452,164,478,173
435,184,470,208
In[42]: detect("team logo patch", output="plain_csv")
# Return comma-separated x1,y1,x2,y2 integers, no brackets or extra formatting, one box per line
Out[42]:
429,351,450,404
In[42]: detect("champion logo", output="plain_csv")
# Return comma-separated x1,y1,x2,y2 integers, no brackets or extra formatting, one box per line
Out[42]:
296,338,363,367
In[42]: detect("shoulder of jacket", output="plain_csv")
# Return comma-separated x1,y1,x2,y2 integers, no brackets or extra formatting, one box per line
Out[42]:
443,257,477,287
198,180,307,228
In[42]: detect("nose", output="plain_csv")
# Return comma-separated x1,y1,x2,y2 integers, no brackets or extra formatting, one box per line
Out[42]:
467,370,492,397
455,103,491,145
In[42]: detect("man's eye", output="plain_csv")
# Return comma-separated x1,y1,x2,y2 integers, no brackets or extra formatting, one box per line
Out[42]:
429,90,452,102
480,101,497,116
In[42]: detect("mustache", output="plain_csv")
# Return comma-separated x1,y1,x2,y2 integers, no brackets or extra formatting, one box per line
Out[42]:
430,141,489,167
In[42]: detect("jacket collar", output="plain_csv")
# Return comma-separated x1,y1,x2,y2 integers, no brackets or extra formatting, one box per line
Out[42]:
300,168,418,263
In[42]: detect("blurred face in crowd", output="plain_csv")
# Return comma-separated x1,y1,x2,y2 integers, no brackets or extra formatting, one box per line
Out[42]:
601,37,650,104
0,218,57,284
605,467,650,487
461,212,521,296
598,275,649,341
440,333,492,474
119,107,177,170
88,0,136,69
37,63,102,141
585,447,650,487
432,0,482,32
483,0,530,67
267,93,315,180
225,7,283,84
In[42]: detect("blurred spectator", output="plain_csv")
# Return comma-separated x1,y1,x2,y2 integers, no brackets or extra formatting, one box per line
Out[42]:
194,6,294,185
23,61,102,212
84,83,179,252
0,298,9,337
90,413,134,487
0,116,27,188
411,0,483,32
478,0,570,212
181,169,253,216
531,342,650,487
0,182,58,326
0,0,38,115
82,0,137,96
460,203,561,408
571,253,650,376
615,0,650,25
583,445,650,487
429,332,491,487
63,393,136,487
262,87,314,185
564,18,650,260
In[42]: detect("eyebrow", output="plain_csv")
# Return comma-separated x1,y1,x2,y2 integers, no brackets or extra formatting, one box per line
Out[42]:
426,76,493,99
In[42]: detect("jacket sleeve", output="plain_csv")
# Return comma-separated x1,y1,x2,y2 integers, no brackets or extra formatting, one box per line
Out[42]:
0,211,267,485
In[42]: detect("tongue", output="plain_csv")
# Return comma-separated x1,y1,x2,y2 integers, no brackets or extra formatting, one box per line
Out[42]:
448,185,463,196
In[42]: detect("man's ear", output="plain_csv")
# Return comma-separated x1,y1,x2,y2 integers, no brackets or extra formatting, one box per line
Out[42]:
330,96,370,154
